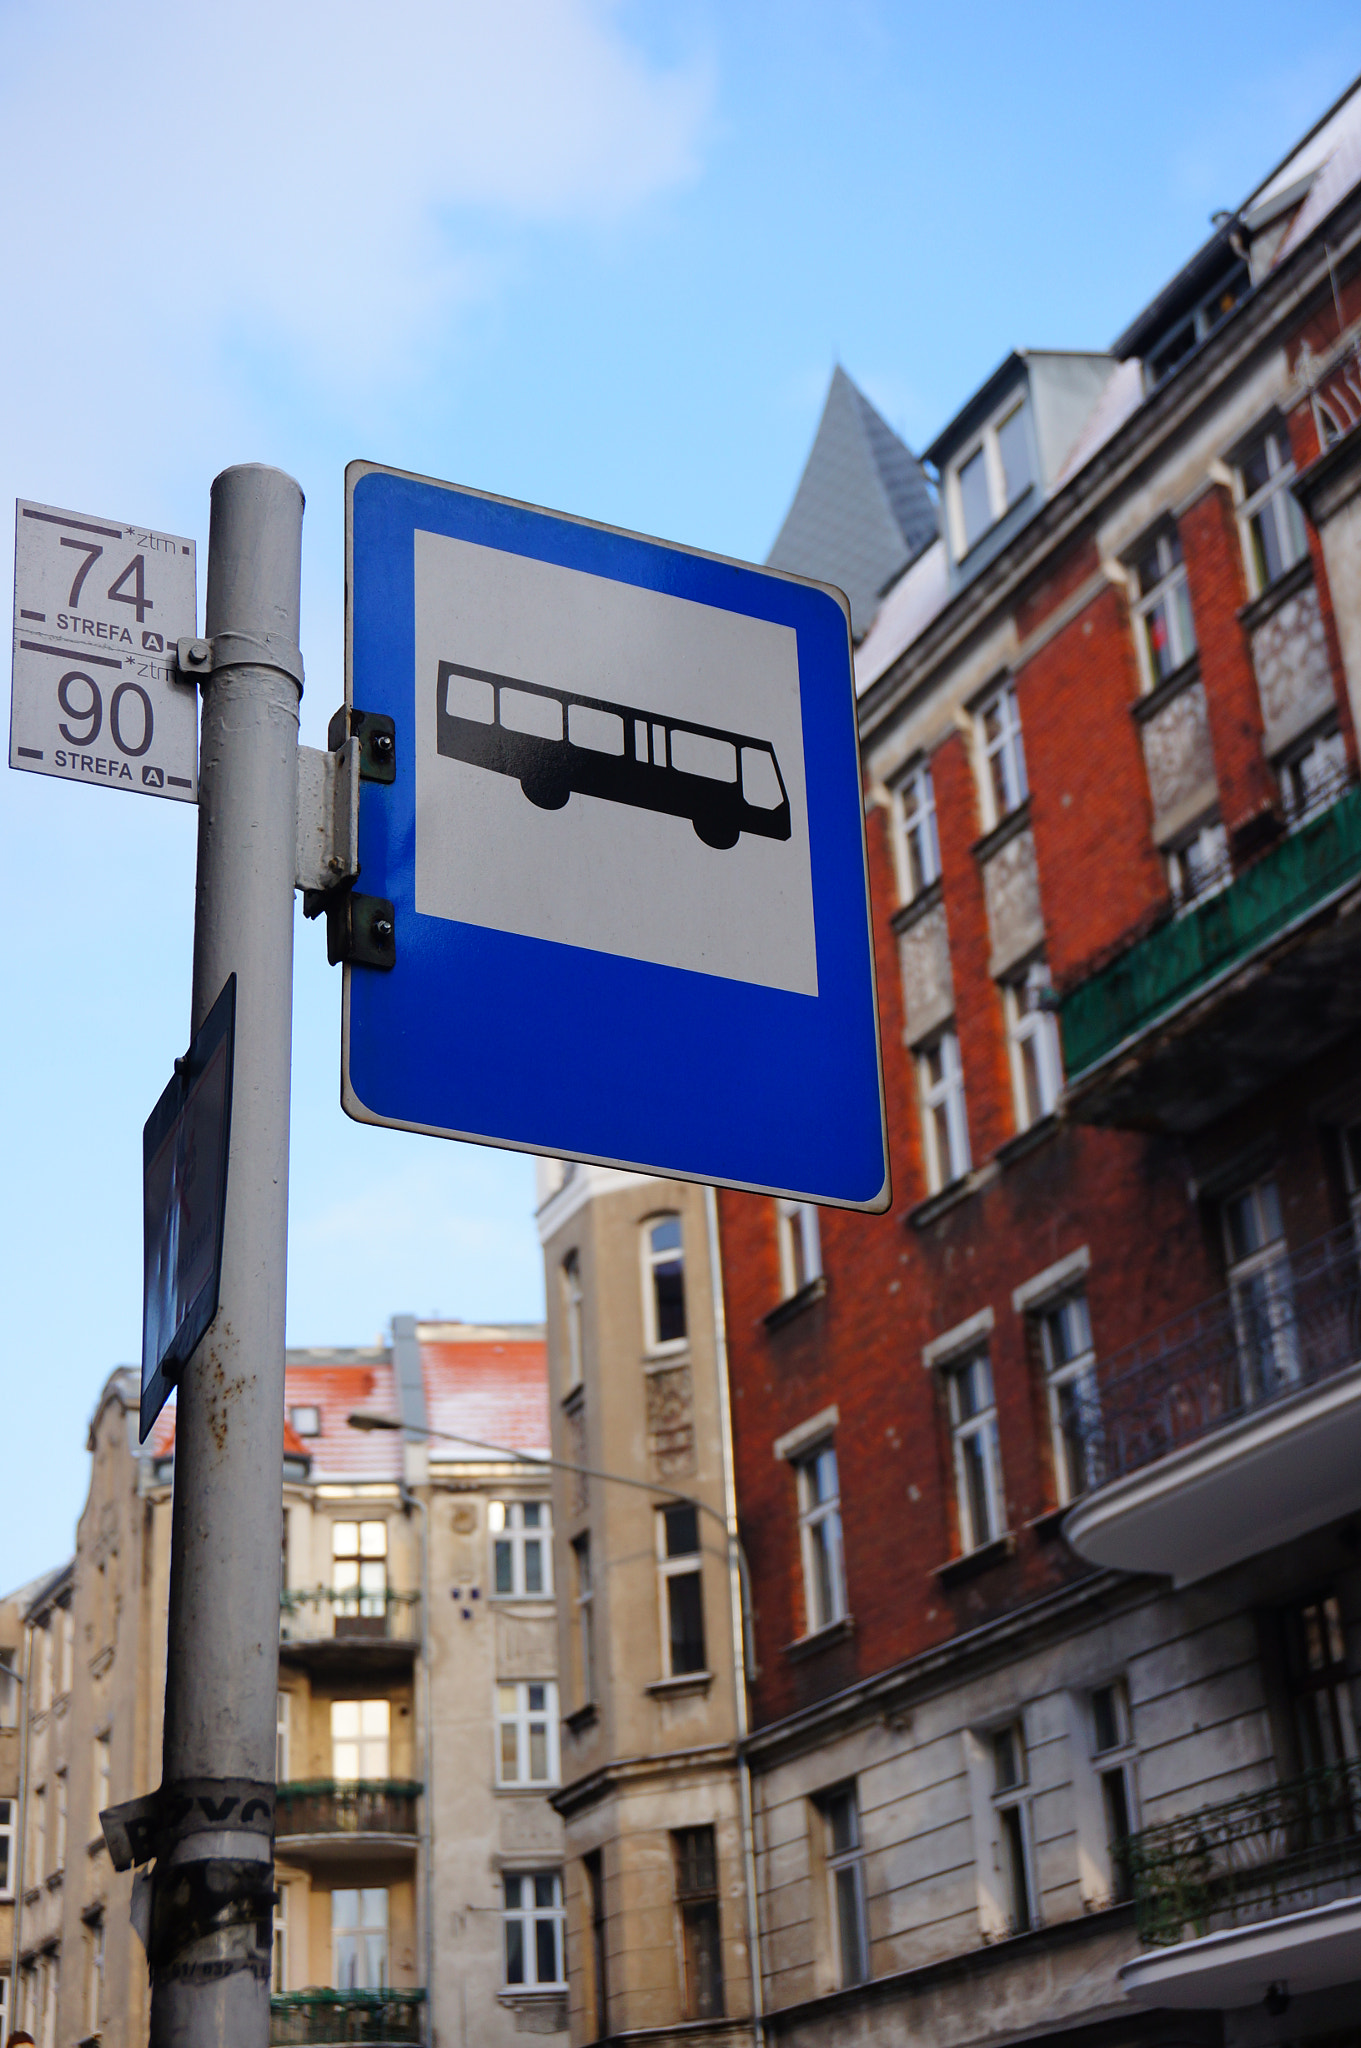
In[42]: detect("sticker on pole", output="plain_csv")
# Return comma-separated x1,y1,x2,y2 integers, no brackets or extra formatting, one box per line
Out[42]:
341,460,889,1211
10,499,199,801
140,975,236,1441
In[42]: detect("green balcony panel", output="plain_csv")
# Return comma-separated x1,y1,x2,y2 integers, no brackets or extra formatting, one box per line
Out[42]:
275,1781,422,1839
269,1989,426,2046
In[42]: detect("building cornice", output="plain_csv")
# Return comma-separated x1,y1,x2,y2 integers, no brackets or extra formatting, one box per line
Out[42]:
858,194,1361,748
551,1741,738,1819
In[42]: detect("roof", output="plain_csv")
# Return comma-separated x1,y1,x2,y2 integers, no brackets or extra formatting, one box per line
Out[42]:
145,1323,549,1480
766,366,937,638
854,539,949,698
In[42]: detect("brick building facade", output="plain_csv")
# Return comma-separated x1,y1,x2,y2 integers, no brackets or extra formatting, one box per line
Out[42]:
718,76,1361,2048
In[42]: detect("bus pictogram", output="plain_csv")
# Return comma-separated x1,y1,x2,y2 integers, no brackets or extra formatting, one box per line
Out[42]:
435,660,792,851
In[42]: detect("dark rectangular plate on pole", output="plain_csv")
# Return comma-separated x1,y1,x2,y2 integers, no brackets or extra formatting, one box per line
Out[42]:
140,974,237,1441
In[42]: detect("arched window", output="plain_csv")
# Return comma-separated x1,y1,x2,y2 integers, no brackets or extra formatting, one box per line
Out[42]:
643,1216,686,1350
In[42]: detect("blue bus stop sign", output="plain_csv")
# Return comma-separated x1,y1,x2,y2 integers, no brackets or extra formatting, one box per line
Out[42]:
342,461,889,1211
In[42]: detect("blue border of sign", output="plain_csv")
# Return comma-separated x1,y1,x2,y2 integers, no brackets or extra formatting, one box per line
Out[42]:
342,462,889,1211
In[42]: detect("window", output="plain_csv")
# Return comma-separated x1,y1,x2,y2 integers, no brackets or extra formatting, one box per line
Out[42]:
1144,258,1249,388
571,1535,595,1708
818,1787,868,1987
977,681,1028,827
1038,1294,1101,1504
1167,815,1230,910
796,1444,846,1634
332,1520,388,1618
30,1785,45,1882
657,1505,707,1677
944,1352,1004,1553
496,1681,558,1786
561,1252,584,1389
643,1216,686,1349
273,1885,288,1994
918,1031,970,1193
504,1871,566,1989
0,1967,8,2045
1223,1177,1298,1401
0,1650,16,1730
0,1798,13,1898
86,1913,105,2034
277,1691,291,1782
93,1734,110,1837
58,1610,73,1698
1281,725,1348,827
1238,421,1308,595
331,1699,390,1781
674,1828,724,2019
289,1404,321,1437
952,400,1034,555
585,1850,607,2039
1283,1594,1358,1770
1002,968,1062,1130
894,761,940,902
491,1501,553,1598
1131,528,1197,689
777,1200,823,1300
53,1772,66,1874
1089,1682,1138,1901
991,1722,1037,1933
333,1888,388,1990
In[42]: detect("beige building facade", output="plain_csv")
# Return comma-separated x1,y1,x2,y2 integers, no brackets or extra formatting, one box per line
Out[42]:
5,1318,564,2048
536,1163,755,2046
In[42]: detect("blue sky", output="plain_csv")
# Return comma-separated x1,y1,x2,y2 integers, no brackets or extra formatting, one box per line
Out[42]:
2,0,1357,1587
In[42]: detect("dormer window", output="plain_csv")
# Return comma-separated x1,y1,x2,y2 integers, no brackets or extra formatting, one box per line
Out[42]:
950,400,1034,558
1144,258,1249,389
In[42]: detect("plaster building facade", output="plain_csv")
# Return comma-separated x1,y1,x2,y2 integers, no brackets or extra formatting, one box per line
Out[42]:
4,1318,560,2048
535,1164,753,2047
714,73,1361,2048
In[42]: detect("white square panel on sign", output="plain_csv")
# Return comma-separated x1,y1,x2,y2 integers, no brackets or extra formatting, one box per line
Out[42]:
10,500,199,801
413,531,818,995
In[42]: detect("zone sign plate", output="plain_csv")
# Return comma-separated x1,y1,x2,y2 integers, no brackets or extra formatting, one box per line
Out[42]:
10,500,199,801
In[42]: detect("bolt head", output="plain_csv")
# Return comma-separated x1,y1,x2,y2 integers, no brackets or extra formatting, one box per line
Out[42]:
373,919,394,944
372,731,394,758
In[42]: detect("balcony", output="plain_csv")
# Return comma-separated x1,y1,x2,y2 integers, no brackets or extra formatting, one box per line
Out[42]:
1059,783,1361,1130
1063,1225,1361,1582
279,1590,420,1672
275,1781,421,1863
269,1989,425,2045
1120,1763,1361,2009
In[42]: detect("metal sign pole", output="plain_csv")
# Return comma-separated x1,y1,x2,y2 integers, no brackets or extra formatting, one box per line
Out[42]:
152,465,304,2046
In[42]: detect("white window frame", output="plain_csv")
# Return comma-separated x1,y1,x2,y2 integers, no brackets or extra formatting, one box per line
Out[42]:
332,1519,388,1618
1036,1293,1101,1505
0,1796,14,1900
561,1251,584,1390
503,1870,567,1989
893,759,941,903
918,1030,971,1194
571,1534,594,1708
776,1199,823,1301
949,396,1034,559
1280,724,1348,827
641,1215,687,1354
818,1785,869,1988
495,1680,559,1788
272,1883,288,1993
796,1443,847,1636
976,681,1028,830
277,1690,291,1782
944,1351,1005,1553
1130,526,1197,691
1223,1176,1298,1399
1089,1680,1140,1902
1236,420,1309,597
1002,969,1062,1131
1166,815,1230,911
490,1499,553,1599
656,1505,707,1679
989,1720,1039,1935
289,1404,321,1438
331,1698,390,1782
332,1886,388,1991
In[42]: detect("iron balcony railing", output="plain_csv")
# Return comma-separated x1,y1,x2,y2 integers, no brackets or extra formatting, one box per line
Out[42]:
279,1587,421,1645
1059,780,1361,1082
1074,1222,1361,1488
269,1989,425,2045
275,1781,422,1840
1128,1759,1361,1947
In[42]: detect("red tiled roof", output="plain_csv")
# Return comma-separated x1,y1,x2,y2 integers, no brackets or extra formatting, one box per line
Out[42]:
284,1353,401,1482
421,1328,549,1459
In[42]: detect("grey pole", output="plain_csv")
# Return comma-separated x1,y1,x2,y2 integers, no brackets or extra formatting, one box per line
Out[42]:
151,465,304,2048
